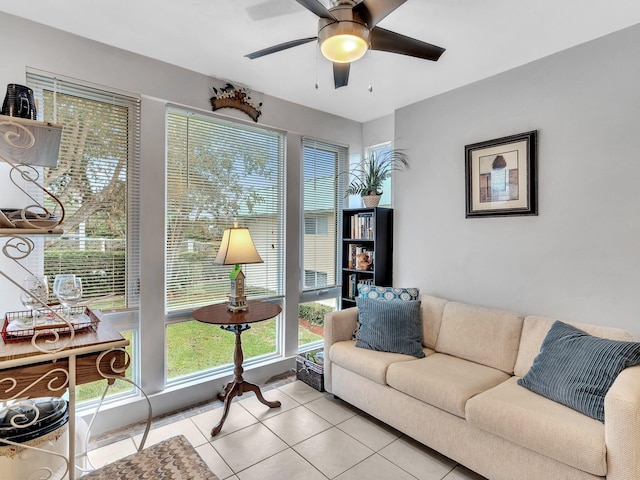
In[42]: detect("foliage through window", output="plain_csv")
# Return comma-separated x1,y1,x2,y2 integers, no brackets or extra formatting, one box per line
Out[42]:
27,72,141,310
165,109,285,313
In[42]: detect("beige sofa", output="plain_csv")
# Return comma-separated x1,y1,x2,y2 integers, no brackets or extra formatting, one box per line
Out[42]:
323,295,640,480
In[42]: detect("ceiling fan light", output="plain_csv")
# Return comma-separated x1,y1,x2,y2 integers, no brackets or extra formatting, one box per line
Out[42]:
321,33,368,63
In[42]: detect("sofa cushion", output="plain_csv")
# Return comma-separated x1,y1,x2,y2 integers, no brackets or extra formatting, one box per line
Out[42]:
330,340,432,385
517,320,640,422
466,377,606,476
355,297,425,358
419,295,448,350
435,301,524,374
514,315,636,378
386,352,510,418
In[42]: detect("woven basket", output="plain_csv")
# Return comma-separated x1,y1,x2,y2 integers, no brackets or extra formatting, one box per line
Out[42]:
296,351,325,392
361,195,381,208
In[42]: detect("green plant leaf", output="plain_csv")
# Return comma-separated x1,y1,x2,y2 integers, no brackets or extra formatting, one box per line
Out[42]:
344,148,409,197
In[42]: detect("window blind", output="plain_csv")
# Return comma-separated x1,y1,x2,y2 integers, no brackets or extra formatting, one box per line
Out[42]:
165,108,284,313
301,138,346,292
26,71,141,309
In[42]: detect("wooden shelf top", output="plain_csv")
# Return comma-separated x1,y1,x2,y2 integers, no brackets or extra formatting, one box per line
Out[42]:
0,311,128,364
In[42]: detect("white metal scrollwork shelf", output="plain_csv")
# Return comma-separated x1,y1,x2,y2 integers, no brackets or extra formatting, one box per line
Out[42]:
0,114,71,355
0,116,151,480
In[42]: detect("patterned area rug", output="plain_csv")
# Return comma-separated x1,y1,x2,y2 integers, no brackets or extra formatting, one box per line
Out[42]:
82,434,219,480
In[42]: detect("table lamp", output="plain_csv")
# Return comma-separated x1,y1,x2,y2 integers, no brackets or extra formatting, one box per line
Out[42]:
214,222,263,312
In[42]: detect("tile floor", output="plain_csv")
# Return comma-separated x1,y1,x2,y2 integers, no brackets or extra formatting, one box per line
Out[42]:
86,378,488,480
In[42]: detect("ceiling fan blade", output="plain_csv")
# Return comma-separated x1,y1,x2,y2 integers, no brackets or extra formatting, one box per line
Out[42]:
333,63,350,89
245,37,317,59
295,0,337,20
370,27,445,61
355,0,407,28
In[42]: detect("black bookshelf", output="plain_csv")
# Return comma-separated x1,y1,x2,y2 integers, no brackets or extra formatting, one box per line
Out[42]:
340,207,393,308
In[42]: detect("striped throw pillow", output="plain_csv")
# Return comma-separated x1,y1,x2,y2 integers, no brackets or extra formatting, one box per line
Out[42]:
355,297,424,358
352,285,420,340
517,320,640,422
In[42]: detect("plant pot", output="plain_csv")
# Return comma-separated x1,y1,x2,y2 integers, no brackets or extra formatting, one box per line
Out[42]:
361,195,381,208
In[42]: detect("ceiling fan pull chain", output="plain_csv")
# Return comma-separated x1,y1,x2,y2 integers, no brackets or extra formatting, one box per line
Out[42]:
368,49,373,93
315,45,320,90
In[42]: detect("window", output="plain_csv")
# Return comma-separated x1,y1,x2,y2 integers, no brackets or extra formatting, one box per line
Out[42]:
305,216,328,235
165,108,285,380
299,138,346,348
26,71,141,402
27,72,141,310
367,142,393,207
304,270,328,289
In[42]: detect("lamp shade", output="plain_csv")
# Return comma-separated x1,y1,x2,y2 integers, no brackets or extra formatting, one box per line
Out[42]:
214,224,263,265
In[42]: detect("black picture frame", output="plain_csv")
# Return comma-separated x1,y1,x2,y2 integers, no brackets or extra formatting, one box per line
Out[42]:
465,130,538,218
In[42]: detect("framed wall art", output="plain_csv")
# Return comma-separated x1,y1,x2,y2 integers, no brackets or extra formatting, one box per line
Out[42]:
465,130,538,218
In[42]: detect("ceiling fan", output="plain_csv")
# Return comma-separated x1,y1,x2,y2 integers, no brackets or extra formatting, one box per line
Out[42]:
245,0,446,89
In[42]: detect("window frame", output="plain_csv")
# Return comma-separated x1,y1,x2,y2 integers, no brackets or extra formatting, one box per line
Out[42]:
163,106,287,384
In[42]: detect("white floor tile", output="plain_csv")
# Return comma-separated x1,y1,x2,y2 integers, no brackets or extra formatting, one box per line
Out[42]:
262,405,332,445
304,395,358,425
277,380,326,404
132,418,209,449
212,423,288,472
92,377,494,480
86,437,137,469
238,387,300,420
379,436,456,480
293,427,374,479
236,448,326,480
337,414,400,451
191,403,258,439
195,442,235,480
335,453,417,480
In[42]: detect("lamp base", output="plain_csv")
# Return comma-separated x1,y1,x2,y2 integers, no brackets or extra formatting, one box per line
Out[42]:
227,294,248,312
227,302,249,313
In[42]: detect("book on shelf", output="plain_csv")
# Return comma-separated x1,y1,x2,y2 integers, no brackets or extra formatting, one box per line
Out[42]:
349,212,375,239
347,273,357,299
346,277,374,300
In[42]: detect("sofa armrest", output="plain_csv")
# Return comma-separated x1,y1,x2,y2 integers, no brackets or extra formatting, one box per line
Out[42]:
604,364,640,480
322,307,358,393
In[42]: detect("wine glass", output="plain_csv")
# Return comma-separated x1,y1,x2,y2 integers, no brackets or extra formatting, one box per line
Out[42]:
20,275,49,324
53,274,83,318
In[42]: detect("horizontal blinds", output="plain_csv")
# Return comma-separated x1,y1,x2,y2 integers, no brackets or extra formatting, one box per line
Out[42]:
166,108,284,312
302,138,345,292
26,71,141,309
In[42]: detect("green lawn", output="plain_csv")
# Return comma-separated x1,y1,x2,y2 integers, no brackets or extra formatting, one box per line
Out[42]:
76,318,323,403
76,330,134,402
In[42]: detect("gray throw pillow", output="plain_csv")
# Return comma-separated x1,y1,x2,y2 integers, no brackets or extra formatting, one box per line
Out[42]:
518,320,640,422
355,297,424,358
352,285,420,340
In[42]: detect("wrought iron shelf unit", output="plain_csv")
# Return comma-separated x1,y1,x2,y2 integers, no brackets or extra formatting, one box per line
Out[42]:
0,115,150,480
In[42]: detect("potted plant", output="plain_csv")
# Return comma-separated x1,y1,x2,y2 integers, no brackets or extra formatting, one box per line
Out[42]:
346,149,409,207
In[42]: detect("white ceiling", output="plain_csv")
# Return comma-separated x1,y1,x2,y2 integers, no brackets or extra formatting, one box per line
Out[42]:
1,0,640,122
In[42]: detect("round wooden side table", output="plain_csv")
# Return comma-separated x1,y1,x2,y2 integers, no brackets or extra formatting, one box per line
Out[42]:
192,300,282,436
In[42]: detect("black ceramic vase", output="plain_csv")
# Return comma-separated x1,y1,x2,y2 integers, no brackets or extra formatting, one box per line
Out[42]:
1,84,37,119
